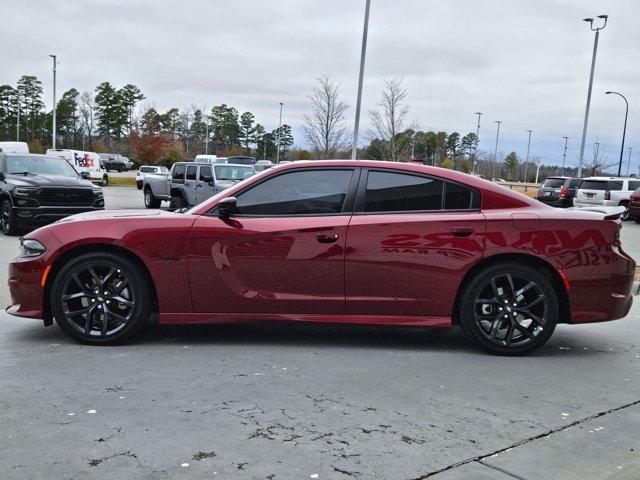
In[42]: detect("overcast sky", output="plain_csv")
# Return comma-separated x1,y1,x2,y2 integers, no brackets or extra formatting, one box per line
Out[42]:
3,0,639,170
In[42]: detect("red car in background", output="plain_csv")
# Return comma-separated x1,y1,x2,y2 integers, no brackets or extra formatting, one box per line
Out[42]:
7,161,637,354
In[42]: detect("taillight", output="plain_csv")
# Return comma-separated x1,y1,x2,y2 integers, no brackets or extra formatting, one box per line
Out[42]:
559,187,569,198
631,194,640,203
604,190,611,200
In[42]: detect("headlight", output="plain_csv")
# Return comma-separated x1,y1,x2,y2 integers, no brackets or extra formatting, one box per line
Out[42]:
94,188,104,197
19,238,46,258
13,187,37,197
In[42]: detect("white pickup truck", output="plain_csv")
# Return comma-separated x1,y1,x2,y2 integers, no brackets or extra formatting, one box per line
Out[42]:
142,162,255,209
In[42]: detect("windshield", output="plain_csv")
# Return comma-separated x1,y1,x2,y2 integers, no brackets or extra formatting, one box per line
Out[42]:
6,155,79,177
214,165,254,181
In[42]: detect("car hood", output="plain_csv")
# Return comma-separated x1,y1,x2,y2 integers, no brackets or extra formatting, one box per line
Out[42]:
7,174,95,188
54,209,183,223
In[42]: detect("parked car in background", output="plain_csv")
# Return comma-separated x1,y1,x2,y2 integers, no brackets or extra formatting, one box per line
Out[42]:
628,188,640,223
142,162,255,209
136,165,169,189
122,157,133,170
573,177,640,220
226,156,256,165
537,176,582,207
0,152,104,235
98,153,127,172
0,141,29,153
46,149,109,186
255,160,274,172
8,160,636,354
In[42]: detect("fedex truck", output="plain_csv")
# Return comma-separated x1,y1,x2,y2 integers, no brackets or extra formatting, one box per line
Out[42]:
45,149,109,186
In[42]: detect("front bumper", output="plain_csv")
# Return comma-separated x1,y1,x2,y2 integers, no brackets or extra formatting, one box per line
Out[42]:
13,205,104,228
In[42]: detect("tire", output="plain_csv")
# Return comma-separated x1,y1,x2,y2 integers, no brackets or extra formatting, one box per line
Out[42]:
620,202,630,221
100,175,109,187
457,262,558,355
144,187,161,209
0,199,18,236
169,193,187,210
136,181,143,190
50,252,152,345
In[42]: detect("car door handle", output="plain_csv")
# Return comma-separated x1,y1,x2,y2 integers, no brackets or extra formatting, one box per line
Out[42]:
316,233,340,243
451,227,474,237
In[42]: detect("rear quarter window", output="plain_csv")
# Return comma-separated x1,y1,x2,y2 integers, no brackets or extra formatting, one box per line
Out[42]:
628,181,640,191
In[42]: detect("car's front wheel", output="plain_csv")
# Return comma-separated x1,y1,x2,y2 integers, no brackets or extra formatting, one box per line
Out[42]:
100,175,109,187
0,199,18,236
457,262,558,355
50,252,152,345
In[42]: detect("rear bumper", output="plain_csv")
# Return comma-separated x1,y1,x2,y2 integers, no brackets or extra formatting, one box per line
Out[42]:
573,201,602,208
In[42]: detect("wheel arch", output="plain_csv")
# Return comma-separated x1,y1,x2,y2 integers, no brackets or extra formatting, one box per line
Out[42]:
43,243,159,325
452,252,570,325
170,186,187,199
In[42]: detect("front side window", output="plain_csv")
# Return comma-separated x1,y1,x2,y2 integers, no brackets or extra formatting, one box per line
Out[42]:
199,166,213,182
235,169,353,215
365,171,443,212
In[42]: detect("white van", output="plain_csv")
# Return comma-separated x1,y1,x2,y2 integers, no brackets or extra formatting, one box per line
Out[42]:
45,149,109,186
194,154,228,164
0,141,29,153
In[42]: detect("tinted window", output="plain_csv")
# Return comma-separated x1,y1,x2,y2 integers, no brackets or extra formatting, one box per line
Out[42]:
199,166,213,182
542,178,566,188
186,165,197,181
580,180,608,191
445,182,477,210
172,164,186,181
236,169,353,215
139,166,155,173
569,179,582,188
628,181,640,191
365,171,443,212
608,181,623,191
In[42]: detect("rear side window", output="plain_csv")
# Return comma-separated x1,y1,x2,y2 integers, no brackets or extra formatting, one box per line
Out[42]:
199,166,213,182
542,178,565,188
445,182,479,210
580,180,608,191
365,171,443,212
186,165,197,181
172,164,186,180
608,181,623,191
236,169,353,215
628,181,640,191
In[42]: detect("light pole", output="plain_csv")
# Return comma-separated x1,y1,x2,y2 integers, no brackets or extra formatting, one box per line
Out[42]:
535,157,542,184
577,15,608,178
204,115,209,155
472,112,481,173
16,93,21,141
492,121,501,180
561,136,569,176
605,91,628,177
626,147,633,177
351,0,371,160
49,54,57,148
523,130,532,183
276,102,283,164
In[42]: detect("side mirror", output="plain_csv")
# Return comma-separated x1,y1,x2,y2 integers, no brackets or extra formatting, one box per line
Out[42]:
218,197,238,218
80,171,90,180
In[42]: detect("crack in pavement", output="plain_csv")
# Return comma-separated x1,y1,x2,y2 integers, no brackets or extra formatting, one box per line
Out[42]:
414,398,640,479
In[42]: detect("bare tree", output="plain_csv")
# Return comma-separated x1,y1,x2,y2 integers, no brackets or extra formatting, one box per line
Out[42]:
369,77,412,162
78,91,96,150
583,143,616,176
302,75,350,159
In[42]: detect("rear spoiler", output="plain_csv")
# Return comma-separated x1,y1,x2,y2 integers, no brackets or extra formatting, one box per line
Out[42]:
568,206,626,220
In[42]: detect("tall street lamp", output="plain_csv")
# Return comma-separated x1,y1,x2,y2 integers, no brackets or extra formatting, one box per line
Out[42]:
561,136,569,176
49,54,57,148
523,130,532,183
492,121,501,180
351,0,371,160
472,112,482,173
577,14,608,178
204,115,209,155
276,102,283,164
627,147,633,177
605,91,628,177
15,92,21,141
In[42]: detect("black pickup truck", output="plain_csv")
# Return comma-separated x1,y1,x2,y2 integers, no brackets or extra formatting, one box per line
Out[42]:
0,152,105,235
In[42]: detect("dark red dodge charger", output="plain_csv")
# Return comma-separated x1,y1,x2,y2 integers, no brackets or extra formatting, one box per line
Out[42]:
7,161,637,354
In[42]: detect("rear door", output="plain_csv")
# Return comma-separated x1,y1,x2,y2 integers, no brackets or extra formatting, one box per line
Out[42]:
344,169,486,318
576,180,609,206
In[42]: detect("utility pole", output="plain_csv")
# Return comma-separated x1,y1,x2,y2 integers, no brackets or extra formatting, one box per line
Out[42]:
50,54,57,148
351,0,371,160
204,115,209,155
472,112,482,173
492,121,501,180
523,130,532,183
535,157,542,184
561,136,569,176
627,147,633,177
16,93,20,141
276,102,283,163
577,15,609,177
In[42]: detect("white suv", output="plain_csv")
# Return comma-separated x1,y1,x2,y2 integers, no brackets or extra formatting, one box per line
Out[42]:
574,176,640,220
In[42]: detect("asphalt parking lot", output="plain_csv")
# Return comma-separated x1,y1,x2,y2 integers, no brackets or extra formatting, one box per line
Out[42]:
1,186,639,479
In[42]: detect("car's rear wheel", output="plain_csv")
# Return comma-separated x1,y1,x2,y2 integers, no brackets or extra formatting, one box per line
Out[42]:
0,200,18,236
144,187,161,208
458,262,558,355
50,252,151,345
100,175,109,187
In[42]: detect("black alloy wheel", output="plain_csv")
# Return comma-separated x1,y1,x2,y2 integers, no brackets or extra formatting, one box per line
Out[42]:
0,200,17,235
50,253,151,344
458,263,558,355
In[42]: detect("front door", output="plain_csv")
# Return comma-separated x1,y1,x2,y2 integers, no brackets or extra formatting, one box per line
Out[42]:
345,169,486,318
184,165,198,205
188,168,358,314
